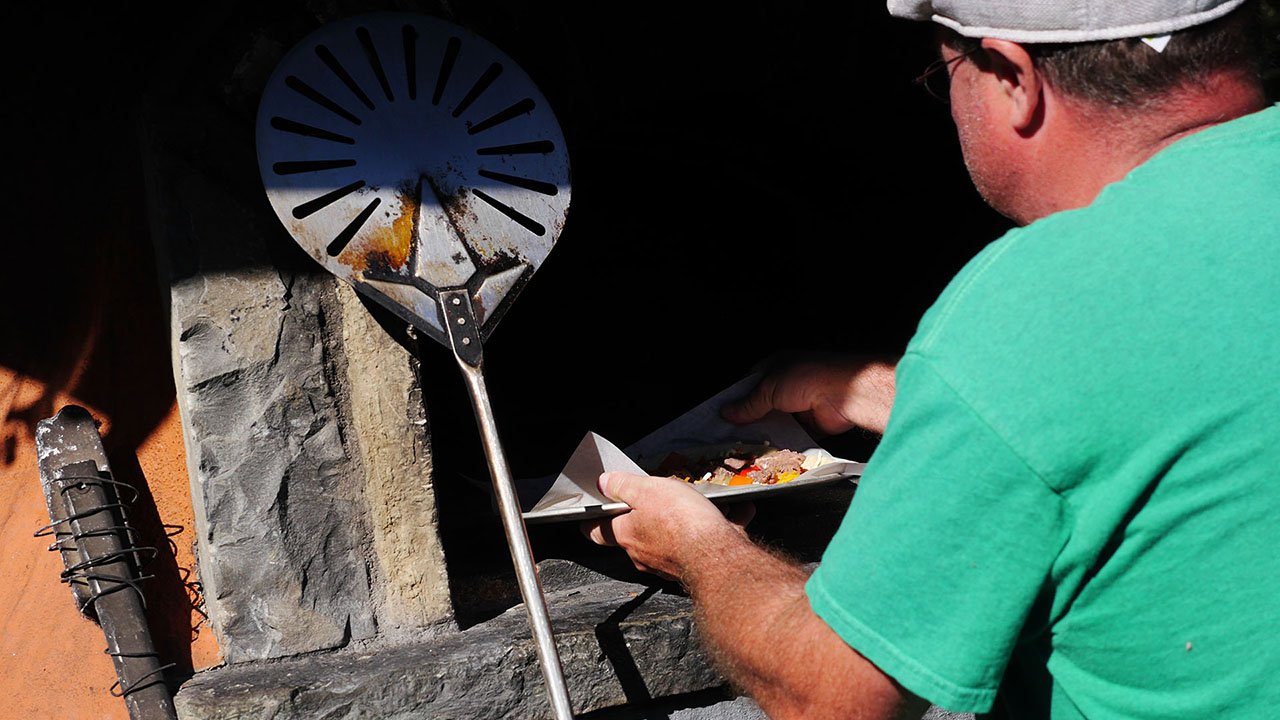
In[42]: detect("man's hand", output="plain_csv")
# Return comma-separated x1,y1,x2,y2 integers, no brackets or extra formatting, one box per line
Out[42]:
582,472,752,581
721,352,899,436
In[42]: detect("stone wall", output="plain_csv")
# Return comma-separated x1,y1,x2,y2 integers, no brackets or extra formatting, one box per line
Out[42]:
140,81,455,662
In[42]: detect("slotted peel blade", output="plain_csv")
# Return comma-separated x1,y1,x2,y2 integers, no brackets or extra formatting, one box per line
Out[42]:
256,11,571,345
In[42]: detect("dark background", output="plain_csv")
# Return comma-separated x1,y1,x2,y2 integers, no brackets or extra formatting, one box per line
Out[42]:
418,2,1013,481
7,1,1007,462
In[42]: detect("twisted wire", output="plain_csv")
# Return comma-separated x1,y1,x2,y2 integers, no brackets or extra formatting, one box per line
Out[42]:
34,470,173,698
105,648,177,698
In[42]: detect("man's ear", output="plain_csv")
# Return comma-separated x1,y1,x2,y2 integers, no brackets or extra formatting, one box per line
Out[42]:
979,39,1043,133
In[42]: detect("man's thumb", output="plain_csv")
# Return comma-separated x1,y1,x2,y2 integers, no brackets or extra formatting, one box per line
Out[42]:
599,471,641,503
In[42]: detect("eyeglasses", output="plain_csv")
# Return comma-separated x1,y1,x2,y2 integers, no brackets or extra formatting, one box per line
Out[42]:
913,46,981,104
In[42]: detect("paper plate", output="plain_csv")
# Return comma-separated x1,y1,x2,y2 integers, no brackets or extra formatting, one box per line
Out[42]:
522,459,863,524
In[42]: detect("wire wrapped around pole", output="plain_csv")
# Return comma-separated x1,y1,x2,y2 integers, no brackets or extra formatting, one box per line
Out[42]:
35,406,178,720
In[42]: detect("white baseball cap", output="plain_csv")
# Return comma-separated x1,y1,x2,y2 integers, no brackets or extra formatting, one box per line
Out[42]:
887,0,1250,42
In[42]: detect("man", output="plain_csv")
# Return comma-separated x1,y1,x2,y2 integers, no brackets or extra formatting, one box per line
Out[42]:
584,1,1279,718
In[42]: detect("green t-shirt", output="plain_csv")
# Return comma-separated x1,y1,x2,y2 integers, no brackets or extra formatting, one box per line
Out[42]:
807,104,1280,718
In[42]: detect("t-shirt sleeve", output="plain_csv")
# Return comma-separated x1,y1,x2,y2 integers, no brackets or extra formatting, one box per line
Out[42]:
805,352,1067,713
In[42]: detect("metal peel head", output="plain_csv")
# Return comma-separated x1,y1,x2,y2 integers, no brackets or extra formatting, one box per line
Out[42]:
255,11,571,344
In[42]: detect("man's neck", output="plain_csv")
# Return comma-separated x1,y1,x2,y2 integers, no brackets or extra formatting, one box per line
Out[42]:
1021,72,1268,224
1133,70,1268,161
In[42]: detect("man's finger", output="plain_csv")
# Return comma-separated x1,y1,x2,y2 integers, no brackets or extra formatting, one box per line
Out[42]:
721,378,775,424
795,409,822,436
581,518,619,546
721,501,756,528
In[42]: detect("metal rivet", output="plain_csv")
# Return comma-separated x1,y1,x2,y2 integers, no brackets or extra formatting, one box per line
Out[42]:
452,297,462,305
456,317,466,325
461,337,471,345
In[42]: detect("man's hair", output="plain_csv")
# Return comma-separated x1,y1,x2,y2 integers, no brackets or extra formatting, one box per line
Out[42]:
948,0,1268,107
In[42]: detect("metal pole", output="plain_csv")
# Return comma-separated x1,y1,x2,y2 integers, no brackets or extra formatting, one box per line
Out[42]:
35,406,177,720
438,288,574,719
458,363,576,720
62,473,178,720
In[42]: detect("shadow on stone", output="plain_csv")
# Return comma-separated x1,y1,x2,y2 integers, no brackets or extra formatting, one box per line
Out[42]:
595,585,664,713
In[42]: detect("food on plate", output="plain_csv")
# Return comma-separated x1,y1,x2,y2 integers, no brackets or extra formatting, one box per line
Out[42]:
647,442,832,486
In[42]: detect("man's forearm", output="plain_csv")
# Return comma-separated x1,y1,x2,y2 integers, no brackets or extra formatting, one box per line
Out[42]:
682,530,813,714
679,526,919,720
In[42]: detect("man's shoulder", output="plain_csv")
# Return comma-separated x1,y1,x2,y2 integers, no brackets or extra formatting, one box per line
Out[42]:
1097,102,1280,209
913,104,1280,358
906,212,1094,357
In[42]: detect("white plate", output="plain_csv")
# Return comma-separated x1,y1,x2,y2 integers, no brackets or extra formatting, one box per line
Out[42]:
521,460,863,524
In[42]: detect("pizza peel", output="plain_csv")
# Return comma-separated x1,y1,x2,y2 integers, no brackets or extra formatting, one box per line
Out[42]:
255,12,573,717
